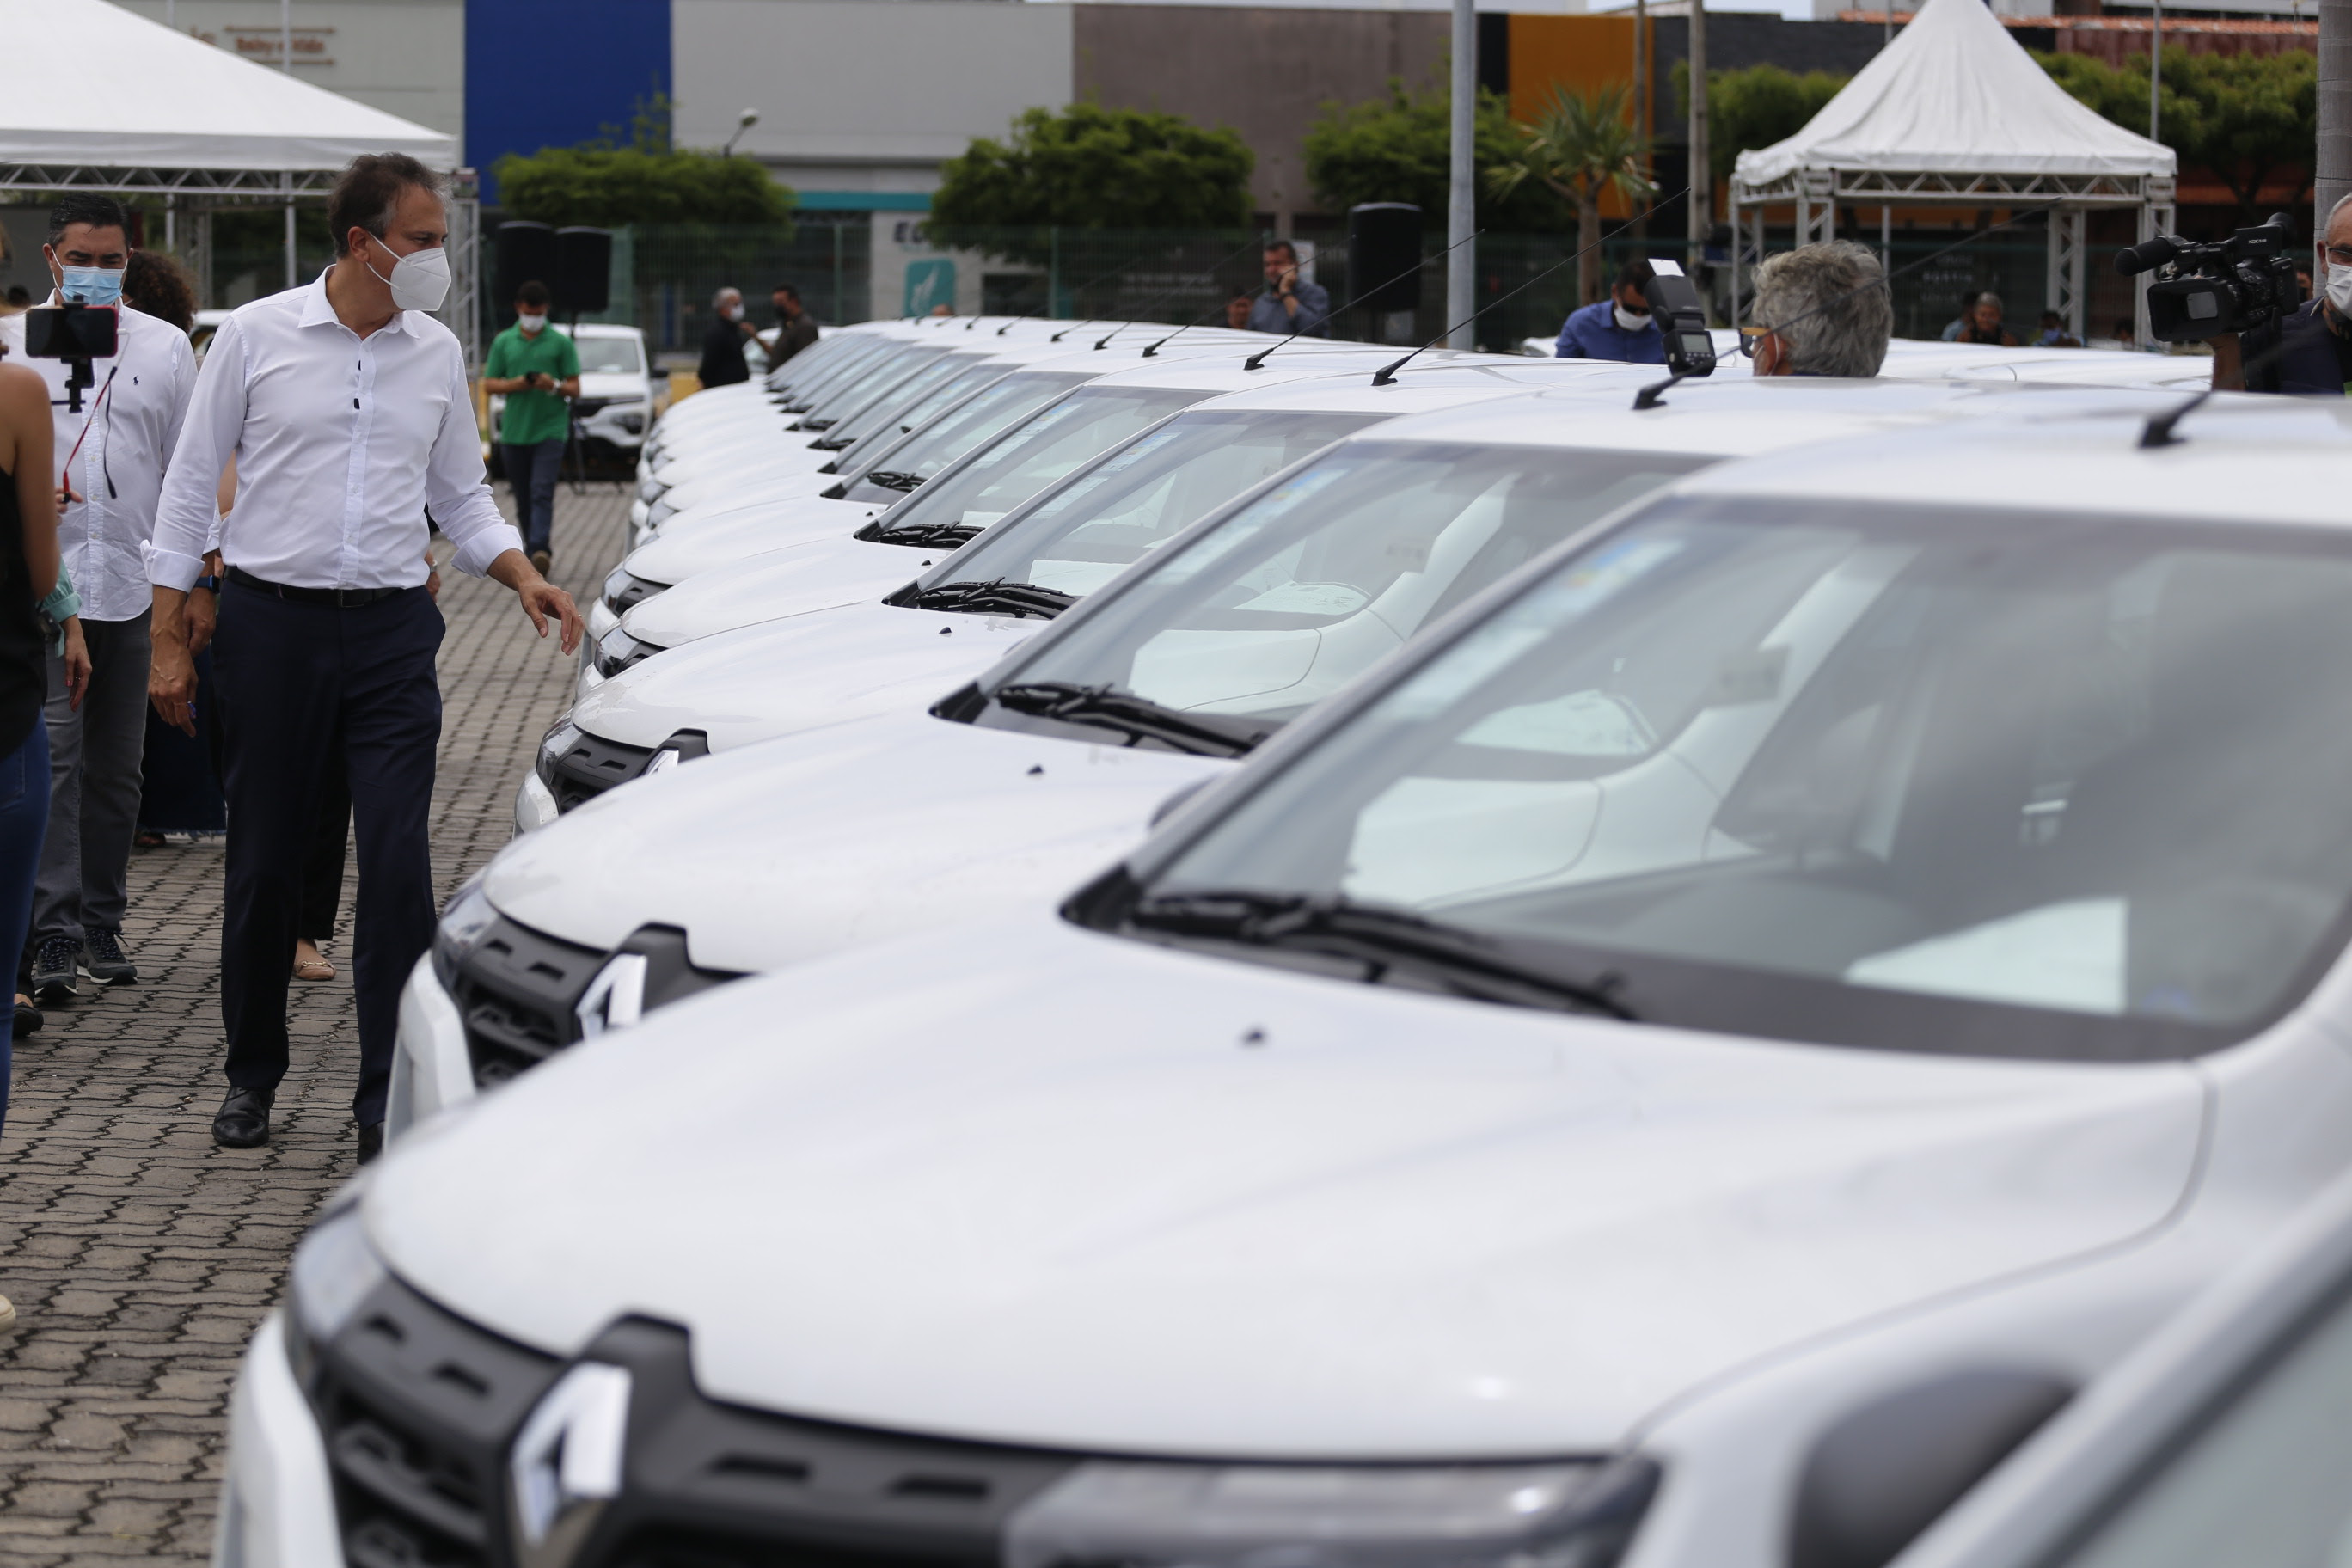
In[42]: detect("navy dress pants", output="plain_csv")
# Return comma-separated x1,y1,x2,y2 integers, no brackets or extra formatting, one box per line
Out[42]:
212,581,443,1125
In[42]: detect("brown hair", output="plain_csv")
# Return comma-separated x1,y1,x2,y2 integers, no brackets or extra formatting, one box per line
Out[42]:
124,251,197,334
327,152,444,256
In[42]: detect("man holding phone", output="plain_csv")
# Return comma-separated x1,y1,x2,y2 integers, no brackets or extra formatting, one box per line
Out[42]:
480,279,578,573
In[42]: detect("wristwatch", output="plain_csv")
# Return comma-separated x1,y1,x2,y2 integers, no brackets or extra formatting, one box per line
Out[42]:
193,575,222,592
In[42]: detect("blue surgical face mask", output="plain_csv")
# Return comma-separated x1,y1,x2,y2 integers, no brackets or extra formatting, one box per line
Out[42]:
59,266,125,308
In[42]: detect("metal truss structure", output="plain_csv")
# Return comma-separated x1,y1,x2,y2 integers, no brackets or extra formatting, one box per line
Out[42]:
1728,169,2176,344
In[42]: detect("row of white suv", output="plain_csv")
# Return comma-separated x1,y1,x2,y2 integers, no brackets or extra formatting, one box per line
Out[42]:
221,313,2352,1568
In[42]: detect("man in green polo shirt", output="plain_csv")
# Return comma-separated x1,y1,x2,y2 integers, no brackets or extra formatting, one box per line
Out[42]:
481,279,579,573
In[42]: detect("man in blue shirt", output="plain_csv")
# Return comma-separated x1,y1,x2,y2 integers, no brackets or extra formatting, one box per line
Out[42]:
1555,259,1665,363
1247,242,1331,336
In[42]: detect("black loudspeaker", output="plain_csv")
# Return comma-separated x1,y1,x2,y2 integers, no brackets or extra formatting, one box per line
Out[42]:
1349,203,1424,315
555,227,613,315
493,221,556,310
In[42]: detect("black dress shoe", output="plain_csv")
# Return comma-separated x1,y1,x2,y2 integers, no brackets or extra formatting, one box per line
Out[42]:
212,1087,273,1148
356,1122,384,1166
11,1000,40,1038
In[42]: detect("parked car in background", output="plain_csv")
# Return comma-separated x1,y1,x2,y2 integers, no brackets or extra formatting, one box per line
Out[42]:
487,323,662,479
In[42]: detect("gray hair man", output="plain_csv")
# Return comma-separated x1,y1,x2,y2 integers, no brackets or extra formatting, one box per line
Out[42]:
2212,193,2352,395
697,285,754,389
1748,241,1893,378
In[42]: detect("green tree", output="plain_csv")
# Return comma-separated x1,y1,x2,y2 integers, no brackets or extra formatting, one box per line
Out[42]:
1302,80,1574,233
2040,46,2316,224
1489,83,1655,303
1673,61,1849,188
927,103,1254,265
494,145,793,227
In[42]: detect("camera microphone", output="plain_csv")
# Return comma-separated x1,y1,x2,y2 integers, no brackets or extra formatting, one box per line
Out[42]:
2114,236,2181,277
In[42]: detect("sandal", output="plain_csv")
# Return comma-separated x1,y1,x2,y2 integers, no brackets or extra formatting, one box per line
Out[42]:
12,995,40,1038
293,943,336,983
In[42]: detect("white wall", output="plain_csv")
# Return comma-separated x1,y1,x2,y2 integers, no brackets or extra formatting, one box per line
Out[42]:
671,0,1074,193
112,0,465,144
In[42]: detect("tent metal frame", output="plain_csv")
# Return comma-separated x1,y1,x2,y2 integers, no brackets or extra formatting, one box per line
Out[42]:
1728,168,2176,344
0,160,484,371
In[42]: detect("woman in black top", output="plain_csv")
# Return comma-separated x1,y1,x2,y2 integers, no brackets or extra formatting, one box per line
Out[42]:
0,340,68,1332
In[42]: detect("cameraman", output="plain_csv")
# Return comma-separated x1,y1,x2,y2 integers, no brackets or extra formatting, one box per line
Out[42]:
2211,195,2352,394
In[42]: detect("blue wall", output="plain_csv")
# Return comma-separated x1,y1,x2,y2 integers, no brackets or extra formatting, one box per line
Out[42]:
467,0,673,202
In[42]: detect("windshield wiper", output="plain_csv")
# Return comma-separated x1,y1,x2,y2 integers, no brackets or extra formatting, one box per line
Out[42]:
903,579,1076,618
808,432,855,450
869,520,983,548
993,682,1272,759
1129,889,1639,1020
861,470,924,493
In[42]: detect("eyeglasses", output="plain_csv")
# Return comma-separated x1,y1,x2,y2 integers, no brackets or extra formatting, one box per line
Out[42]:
1734,326,1772,359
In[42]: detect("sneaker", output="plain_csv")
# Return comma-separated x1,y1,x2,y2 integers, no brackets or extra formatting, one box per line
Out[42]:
529,548,554,575
30,936,78,1004
0,1294,18,1332
83,928,137,986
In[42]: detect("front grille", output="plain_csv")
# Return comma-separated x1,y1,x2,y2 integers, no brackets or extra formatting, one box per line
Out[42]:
548,730,658,811
303,1283,1081,1568
441,916,744,1089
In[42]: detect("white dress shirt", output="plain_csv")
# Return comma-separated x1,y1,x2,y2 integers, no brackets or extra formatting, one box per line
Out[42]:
150,272,523,593
0,298,197,622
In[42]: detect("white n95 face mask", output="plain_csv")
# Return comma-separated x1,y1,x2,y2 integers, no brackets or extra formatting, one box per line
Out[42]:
364,236,451,313
1614,303,1651,334
518,311,548,332
2328,265,2352,318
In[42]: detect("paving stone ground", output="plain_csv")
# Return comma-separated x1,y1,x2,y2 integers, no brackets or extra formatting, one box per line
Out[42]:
0,482,628,1564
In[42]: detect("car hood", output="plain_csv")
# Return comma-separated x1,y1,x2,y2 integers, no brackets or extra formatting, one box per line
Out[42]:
373,913,2206,1457
631,496,885,585
487,708,1226,969
569,599,1035,750
578,371,647,401
653,442,835,495
622,536,928,649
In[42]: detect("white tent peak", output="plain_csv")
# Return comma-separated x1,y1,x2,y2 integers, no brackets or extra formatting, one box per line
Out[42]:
1732,0,2174,187
0,0,453,173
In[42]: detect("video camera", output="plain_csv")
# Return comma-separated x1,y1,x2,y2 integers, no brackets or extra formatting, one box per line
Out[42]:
1643,260,1716,377
18,302,118,413
2115,213,2300,344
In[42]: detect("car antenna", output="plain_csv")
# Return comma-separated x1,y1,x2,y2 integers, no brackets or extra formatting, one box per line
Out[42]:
1240,229,1484,371
2137,333,2292,446
1631,199,2072,410
1369,187,1690,388
1095,236,1266,351
994,238,1265,345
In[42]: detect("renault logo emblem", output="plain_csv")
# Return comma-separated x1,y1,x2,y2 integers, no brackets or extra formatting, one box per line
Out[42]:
510,1362,632,1568
575,952,648,1039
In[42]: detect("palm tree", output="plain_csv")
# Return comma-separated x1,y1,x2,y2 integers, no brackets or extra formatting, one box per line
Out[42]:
1489,83,1657,306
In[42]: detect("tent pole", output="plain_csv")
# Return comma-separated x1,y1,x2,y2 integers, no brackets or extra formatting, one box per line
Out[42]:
1446,0,1476,347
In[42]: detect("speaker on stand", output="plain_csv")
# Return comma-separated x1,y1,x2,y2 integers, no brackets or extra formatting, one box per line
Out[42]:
492,222,556,322
1348,203,1424,344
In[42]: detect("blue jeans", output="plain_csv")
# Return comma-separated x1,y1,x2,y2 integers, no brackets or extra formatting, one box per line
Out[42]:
503,438,565,555
0,720,52,1140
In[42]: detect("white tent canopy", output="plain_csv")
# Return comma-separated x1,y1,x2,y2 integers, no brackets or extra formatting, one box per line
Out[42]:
1727,0,2177,340
0,0,451,172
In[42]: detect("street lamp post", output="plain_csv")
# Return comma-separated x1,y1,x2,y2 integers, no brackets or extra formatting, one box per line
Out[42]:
723,109,762,157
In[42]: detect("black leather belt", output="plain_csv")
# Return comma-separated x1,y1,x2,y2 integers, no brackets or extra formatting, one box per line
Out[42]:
226,567,408,608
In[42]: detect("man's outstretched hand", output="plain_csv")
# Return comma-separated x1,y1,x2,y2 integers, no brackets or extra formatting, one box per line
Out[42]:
490,551,585,654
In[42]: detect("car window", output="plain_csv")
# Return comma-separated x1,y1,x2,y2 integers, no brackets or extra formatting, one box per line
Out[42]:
824,354,988,448
2051,1275,2352,1568
847,371,1096,493
834,363,1010,473
1112,498,2352,1062
573,337,643,375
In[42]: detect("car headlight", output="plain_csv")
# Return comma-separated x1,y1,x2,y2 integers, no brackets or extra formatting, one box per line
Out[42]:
647,497,679,527
602,566,665,616
597,628,660,679
283,1205,389,1386
637,475,666,503
1005,1456,1659,1568
536,720,582,789
432,876,500,982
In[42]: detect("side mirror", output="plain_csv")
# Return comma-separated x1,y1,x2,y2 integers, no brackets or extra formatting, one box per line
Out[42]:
1787,1367,2074,1568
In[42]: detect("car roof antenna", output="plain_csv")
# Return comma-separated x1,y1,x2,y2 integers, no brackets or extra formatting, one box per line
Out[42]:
1368,187,1689,387
1240,229,1482,371
2140,337,2286,446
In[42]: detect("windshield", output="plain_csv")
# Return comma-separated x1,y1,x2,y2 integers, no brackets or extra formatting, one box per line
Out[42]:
980,440,1698,743
572,336,644,375
776,334,891,401
804,344,947,427
843,371,1096,496
820,352,986,449
861,384,1213,543
2051,1270,2352,1568
834,361,1015,474
1101,498,2352,1060
919,409,1385,598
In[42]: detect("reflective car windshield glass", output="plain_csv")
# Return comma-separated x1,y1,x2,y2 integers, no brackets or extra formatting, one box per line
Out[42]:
993,440,1697,733
805,344,947,425
824,352,983,447
571,336,643,375
1119,499,2352,1060
835,362,1014,473
848,371,1096,492
2053,1272,2352,1568
923,409,1384,597
780,334,894,401
871,384,1211,537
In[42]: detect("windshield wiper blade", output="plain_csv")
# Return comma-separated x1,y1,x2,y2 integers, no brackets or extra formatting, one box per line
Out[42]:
870,521,983,548
903,579,1076,618
993,682,1272,759
1130,889,1638,1020
861,470,924,493
808,432,855,450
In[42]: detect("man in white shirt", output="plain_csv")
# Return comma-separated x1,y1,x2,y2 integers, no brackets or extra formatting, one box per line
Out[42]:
149,153,583,1163
0,195,197,1008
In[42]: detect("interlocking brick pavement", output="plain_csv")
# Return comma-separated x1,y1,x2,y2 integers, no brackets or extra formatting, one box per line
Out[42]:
0,481,628,1564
